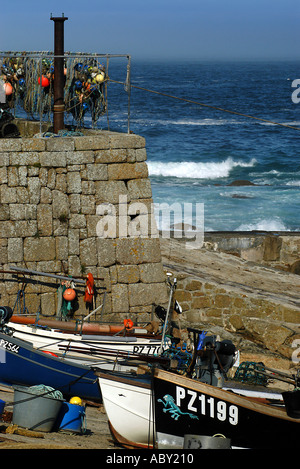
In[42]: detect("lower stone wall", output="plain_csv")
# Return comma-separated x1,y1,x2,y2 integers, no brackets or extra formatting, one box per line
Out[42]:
174,273,300,360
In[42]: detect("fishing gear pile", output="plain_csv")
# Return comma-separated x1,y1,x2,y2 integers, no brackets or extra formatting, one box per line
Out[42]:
0,54,108,129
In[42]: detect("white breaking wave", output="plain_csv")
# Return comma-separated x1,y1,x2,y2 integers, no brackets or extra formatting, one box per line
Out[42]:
235,218,288,232
148,157,257,179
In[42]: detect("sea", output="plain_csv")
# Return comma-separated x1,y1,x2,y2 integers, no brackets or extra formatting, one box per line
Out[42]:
103,59,300,233
15,58,300,233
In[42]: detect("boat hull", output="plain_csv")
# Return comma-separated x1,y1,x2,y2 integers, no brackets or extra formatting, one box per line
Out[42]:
8,322,165,367
98,371,154,449
0,331,101,401
153,369,300,449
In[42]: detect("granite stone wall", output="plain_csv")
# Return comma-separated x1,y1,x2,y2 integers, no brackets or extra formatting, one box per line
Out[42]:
0,123,168,323
174,274,300,360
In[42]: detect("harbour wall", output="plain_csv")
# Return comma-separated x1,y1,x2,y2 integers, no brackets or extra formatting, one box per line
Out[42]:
160,236,300,362
0,121,168,323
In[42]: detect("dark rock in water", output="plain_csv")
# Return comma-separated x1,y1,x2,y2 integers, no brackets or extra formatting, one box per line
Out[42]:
231,194,252,199
228,180,256,186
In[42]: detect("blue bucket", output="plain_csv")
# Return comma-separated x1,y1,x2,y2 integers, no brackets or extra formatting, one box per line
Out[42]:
0,399,5,417
56,402,86,433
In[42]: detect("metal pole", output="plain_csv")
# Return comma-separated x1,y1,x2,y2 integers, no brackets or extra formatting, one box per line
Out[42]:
50,14,68,133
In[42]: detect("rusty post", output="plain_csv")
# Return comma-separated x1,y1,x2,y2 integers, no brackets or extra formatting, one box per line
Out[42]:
50,14,68,133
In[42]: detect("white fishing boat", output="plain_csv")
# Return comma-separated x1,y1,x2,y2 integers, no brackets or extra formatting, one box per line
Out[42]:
6,320,168,367
97,369,155,448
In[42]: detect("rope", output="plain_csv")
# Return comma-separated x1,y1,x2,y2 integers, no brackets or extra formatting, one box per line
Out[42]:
110,79,300,132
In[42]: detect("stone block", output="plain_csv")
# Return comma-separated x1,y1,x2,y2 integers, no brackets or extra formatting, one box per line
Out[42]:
10,151,40,166
24,237,56,262
139,263,166,283
95,149,127,164
95,180,129,204
116,238,162,265
81,195,95,214
86,163,108,181
128,283,168,307
53,190,69,219
80,238,98,266
37,204,53,236
69,194,81,213
16,187,29,204
73,136,110,151
21,138,46,151
69,214,86,229
68,229,80,256
68,255,82,277
56,173,67,192
40,152,67,167
109,133,145,149
46,138,75,152
97,238,116,266
0,153,10,166
28,177,41,204
18,166,27,186
0,204,10,221
117,265,140,283
56,236,68,260
67,171,82,193
8,167,18,186
0,140,22,152
10,204,36,221
0,167,7,184
108,162,148,180
66,150,94,164
1,186,17,204
111,284,129,313
40,293,56,316
127,179,152,199
7,238,23,262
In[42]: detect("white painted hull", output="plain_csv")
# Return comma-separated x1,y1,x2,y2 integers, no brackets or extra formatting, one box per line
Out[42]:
98,372,154,448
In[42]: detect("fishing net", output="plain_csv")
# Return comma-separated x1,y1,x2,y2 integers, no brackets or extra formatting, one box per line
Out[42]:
233,361,268,386
0,53,108,128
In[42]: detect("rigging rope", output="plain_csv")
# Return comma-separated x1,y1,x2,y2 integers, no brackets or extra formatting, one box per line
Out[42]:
110,79,300,132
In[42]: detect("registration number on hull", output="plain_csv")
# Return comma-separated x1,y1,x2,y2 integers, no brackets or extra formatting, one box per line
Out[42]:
133,344,162,355
176,386,239,425
0,338,20,354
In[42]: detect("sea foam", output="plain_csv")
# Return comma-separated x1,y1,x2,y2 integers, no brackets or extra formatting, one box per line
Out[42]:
148,157,256,179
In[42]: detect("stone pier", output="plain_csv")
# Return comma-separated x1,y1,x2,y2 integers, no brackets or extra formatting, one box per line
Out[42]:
0,121,168,323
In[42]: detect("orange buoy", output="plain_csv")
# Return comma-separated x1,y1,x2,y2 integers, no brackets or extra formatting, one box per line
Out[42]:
4,82,13,96
63,288,76,301
124,318,134,330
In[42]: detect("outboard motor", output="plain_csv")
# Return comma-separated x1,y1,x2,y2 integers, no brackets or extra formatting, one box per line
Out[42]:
195,335,236,387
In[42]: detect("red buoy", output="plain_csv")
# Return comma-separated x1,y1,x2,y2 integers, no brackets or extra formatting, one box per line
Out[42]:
38,75,50,87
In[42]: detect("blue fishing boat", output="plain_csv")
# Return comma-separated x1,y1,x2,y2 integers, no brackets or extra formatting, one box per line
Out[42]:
0,330,101,402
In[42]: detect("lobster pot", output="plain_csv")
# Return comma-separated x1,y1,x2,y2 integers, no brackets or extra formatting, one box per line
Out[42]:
184,434,231,449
